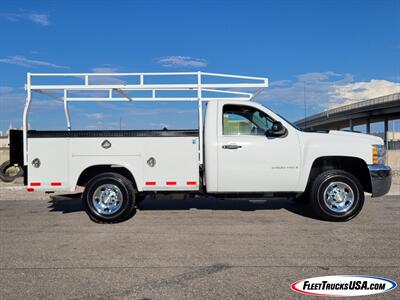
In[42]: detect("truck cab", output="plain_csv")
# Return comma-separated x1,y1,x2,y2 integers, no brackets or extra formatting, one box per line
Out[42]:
9,71,392,223
205,100,390,195
205,99,391,220
205,100,301,193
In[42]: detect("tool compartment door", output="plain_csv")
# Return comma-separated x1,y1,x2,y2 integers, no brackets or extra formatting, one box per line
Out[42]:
142,137,200,191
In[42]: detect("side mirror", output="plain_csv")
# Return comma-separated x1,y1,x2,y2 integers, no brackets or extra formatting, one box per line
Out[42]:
266,121,287,137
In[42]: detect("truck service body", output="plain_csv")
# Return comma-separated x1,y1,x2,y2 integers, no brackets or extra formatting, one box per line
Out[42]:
9,72,392,223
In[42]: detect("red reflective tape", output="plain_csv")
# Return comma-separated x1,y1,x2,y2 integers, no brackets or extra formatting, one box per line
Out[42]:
166,181,176,186
145,181,156,186
51,182,62,186
27,188,35,192
30,182,41,186
186,181,197,185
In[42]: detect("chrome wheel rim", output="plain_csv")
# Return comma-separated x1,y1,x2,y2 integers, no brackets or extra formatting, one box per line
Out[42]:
323,181,354,213
92,184,123,215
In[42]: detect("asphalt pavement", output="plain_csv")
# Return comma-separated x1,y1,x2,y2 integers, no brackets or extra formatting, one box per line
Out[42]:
0,188,399,299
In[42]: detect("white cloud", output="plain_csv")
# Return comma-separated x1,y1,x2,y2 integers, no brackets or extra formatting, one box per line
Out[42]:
0,86,14,94
118,107,197,116
91,67,119,73
89,67,125,84
269,79,292,87
85,113,111,120
84,121,120,130
0,13,20,22
28,14,50,26
0,12,50,26
0,86,24,132
296,71,341,82
0,86,25,114
0,85,62,115
0,55,68,69
261,71,399,111
328,80,400,108
156,56,208,68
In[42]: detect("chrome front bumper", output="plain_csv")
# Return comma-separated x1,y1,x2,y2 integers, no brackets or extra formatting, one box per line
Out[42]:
368,165,392,197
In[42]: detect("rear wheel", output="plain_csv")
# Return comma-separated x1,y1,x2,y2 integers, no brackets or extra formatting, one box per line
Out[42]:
82,172,136,223
309,170,364,221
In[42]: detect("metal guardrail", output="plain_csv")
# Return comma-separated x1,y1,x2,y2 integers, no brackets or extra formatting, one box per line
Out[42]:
295,92,400,125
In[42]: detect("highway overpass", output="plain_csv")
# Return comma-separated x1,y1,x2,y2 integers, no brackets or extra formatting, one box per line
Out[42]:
295,93,400,144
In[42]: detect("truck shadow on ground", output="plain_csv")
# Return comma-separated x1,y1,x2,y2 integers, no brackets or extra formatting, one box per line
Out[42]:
48,193,318,220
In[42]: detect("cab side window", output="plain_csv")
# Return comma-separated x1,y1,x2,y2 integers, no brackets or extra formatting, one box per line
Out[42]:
223,105,273,136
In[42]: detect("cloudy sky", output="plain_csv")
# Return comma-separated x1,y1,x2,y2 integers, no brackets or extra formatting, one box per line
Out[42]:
0,0,399,133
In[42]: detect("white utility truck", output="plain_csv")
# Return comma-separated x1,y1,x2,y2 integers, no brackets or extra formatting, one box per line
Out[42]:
9,72,391,223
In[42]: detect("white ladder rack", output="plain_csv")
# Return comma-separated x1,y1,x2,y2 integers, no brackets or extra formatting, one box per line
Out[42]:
23,71,269,165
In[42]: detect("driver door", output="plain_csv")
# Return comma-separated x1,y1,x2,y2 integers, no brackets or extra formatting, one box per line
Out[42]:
217,103,300,192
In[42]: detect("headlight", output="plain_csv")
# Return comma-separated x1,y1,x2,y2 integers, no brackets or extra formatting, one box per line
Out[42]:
372,144,386,165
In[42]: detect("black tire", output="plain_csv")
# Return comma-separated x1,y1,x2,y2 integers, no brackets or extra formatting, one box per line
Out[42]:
0,160,24,183
82,172,136,223
309,170,364,222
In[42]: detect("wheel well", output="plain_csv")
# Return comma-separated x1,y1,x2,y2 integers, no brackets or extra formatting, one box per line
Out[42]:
307,156,371,193
77,165,137,189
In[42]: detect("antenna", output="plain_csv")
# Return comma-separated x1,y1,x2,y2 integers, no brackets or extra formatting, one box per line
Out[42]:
303,82,307,129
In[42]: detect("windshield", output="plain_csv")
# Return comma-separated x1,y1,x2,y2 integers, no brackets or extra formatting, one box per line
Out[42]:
259,103,302,131
275,112,303,131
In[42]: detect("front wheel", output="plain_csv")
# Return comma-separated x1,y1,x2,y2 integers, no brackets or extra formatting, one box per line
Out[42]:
309,170,364,221
82,172,136,223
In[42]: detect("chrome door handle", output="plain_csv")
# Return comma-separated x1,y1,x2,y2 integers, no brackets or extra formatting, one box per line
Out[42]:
222,144,242,150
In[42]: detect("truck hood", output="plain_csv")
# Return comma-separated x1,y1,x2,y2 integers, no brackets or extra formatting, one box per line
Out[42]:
326,130,383,145
298,129,382,166
299,129,383,148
